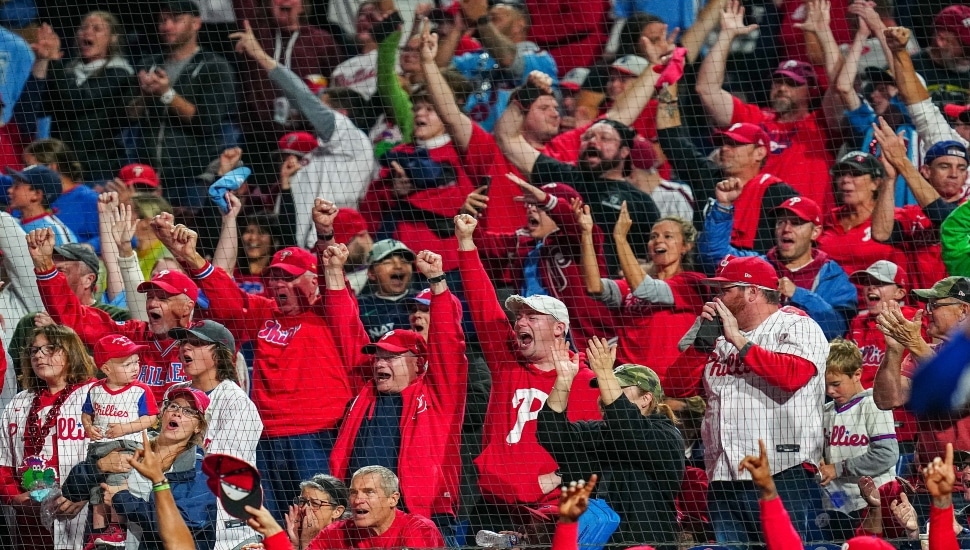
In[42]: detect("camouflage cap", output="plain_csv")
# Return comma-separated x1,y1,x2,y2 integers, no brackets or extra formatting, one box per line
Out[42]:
591,363,664,400
912,276,970,303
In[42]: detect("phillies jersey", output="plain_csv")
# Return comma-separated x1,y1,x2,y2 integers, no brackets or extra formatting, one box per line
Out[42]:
82,380,159,442
816,207,909,278
703,306,828,481
36,268,188,403
822,389,897,514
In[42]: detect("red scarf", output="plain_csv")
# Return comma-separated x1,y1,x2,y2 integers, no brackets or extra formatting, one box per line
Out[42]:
731,172,785,249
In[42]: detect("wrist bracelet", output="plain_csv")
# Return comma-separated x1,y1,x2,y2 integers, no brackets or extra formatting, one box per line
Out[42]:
739,341,754,359
426,273,447,284
152,478,169,487
317,232,334,241
152,483,171,493
159,89,176,105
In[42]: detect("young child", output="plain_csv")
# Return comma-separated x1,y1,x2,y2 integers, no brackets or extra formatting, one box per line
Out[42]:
819,338,899,541
81,334,160,547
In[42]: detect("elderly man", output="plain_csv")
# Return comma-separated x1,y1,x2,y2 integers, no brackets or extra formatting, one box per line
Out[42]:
27,228,193,403
307,466,444,549
154,199,369,520
666,255,828,548
454,213,602,532
698,195,857,339
331,250,466,544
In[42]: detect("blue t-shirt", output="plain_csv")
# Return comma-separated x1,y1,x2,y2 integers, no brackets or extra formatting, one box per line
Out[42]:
52,184,102,253
0,26,34,124
613,0,702,31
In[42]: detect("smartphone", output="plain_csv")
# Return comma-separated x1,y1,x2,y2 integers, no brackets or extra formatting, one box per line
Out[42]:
479,176,491,196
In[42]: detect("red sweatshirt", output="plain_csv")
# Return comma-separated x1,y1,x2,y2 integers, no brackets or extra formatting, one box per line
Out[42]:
307,509,444,550
36,268,185,403
459,249,602,505
190,261,369,438
330,290,467,519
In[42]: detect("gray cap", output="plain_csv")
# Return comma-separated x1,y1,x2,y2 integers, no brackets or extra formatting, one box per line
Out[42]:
505,294,570,328
53,243,100,275
368,239,416,265
169,320,235,351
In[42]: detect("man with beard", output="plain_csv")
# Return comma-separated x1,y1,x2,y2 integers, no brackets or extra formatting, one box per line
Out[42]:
698,194,857,340
152,200,370,520
494,72,660,276
27,228,193,404
696,0,835,212
665,255,828,547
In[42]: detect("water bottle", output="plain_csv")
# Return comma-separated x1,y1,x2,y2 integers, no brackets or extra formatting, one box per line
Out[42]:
475,530,519,548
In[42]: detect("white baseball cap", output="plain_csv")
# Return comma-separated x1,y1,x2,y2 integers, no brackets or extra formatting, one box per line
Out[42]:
561,67,589,91
505,295,570,328
610,55,650,77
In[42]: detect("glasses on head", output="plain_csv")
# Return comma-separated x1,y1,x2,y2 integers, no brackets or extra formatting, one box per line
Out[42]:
294,497,334,510
163,401,201,418
925,300,964,313
27,344,58,357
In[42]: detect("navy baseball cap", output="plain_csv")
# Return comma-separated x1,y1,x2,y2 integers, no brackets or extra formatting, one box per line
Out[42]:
923,140,968,166
5,165,62,202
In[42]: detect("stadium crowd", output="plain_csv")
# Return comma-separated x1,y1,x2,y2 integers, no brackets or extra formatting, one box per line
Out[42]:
0,0,969,548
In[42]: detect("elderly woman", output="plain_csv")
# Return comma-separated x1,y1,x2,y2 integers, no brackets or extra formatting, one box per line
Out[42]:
0,325,95,549
536,336,685,548
64,388,217,549
285,474,349,550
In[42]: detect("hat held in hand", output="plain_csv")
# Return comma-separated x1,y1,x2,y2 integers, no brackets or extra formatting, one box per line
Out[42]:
202,454,262,520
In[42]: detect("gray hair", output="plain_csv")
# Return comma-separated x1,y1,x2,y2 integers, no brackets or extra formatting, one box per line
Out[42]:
351,466,400,496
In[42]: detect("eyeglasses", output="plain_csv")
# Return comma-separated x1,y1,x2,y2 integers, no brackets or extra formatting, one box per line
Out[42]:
294,497,335,510
721,284,749,291
163,401,201,418
926,300,964,313
27,345,58,357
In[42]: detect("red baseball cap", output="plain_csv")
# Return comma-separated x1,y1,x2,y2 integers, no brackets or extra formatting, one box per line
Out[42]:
773,59,817,86
202,454,262,520
944,103,970,121
267,247,317,277
935,5,970,47
362,329,428,358
703,255,779,290
119,163,160,188
843,536,895,550
165,386,211,414
94,334,148,366
773,196,821,225
540,182,582,205
137,269,199,302
278,132,318,156
717,122,770,148
332,208,369,245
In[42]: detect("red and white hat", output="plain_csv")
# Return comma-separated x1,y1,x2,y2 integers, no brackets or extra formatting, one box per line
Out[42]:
717,122,770,148
610,55,650,77
94,334,148,366
278,132,318,156
362,329,428,358
119,163,160,188
137,270,199,302
267,247,318,277
703,255,779,290
849,260,909,289
935,5,970,47
773,196,821,226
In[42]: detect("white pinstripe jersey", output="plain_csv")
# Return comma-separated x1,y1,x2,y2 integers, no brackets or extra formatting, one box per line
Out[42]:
702,306,828,481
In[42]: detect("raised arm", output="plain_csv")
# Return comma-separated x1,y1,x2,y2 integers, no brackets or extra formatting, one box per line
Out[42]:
213,171,243,273
494,71,553,175
681,0,725,64
420,19,473,150
794,0,841,81
884,27,928,106
613,201,646,291
461,0,516,68
576,202,604,296
696,0,759,127
587,336,621,406
872,116,941,209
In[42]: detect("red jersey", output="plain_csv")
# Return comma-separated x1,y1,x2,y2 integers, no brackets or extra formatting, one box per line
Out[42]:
816,207,909,278
36,268,186,404
610,272,706,382
462,123,529,235
777,1,852,64
731,96,835,212
525,0,609,75
190,262,369,438
892,204,948,291
847,308,923,443
459,249,602,506
308,509,444,550
359,139,478,272
232,267,269,297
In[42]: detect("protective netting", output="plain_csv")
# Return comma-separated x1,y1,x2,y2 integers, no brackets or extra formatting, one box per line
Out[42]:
0,0,969,549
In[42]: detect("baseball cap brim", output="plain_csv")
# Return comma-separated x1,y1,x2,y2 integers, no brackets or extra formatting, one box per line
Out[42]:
361,341,415,355
371,249,417,264
265,263,308,277
716,130,764,147
137,280,189,297
125,178,159,188
848,271,895,287
168,326,228,347
201,454,262,520
609,65,637,77
701,276,733,286
773,69,808,85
